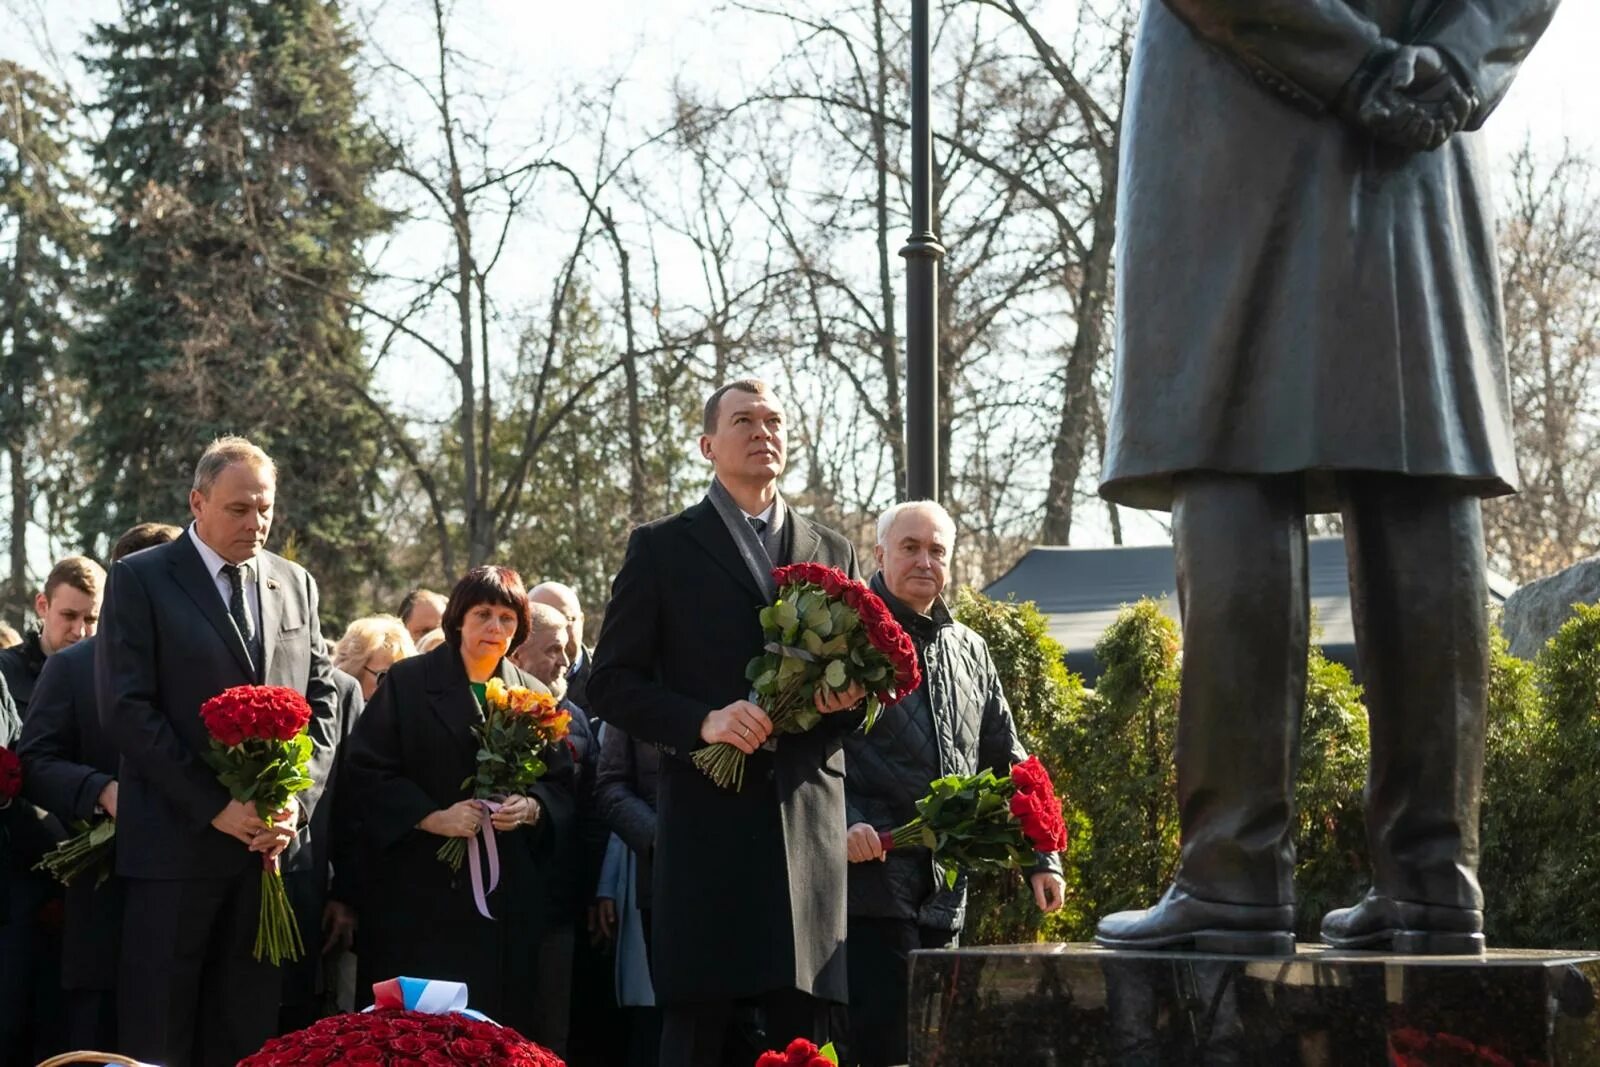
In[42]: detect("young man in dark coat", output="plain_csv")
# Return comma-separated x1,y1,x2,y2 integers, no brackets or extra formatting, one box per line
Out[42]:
0,556,105,719
1096,0,1561,954
590,380,865,1067
18,523,181,1052
840,501,1065,1067
96,437,341,1065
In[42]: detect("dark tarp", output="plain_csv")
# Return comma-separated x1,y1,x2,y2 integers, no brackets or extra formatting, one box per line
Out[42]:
982,536,1514,686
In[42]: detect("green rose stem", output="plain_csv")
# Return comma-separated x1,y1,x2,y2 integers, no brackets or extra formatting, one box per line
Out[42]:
691,677,811,790
255,850,304,966
36,818,117,887
437,835,468,871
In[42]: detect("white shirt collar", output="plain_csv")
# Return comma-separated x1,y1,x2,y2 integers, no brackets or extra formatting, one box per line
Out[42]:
741,497,782,529
188,523,253,578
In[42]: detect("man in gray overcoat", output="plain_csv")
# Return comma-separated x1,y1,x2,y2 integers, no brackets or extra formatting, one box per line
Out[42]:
1095,0,1560,956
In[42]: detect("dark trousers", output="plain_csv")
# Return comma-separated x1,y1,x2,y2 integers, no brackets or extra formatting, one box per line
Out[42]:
118,869,280,1067
843,917,957,1067
65,989,117,1053
0,870,65,1067
659,988,829,1067
1171,472,1488,908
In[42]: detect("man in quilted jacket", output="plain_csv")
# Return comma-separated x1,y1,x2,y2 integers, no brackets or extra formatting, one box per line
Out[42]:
839,500,1065,1067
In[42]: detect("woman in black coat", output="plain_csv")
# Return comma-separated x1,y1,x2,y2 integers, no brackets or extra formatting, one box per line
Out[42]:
344,566,576,1036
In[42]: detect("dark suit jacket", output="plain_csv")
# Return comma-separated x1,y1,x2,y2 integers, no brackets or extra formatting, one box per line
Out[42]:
589,496,861,1004
567,649,593,717
95,533,339,880
593,723,659,911
16,636,121,990
325,668,367,906
0,632,44,720
343,644,577,1034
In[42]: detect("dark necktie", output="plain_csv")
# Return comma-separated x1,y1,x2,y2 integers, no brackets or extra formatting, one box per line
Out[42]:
747,516,768,537
221,562,257,649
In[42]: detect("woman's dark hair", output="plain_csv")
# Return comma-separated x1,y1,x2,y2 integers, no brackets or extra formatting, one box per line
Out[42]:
442,565,532,654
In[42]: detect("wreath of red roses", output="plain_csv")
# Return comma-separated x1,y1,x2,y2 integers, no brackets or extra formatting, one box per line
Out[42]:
239,1008,565,1067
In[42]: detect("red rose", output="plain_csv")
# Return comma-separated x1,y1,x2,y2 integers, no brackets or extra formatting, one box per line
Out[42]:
420,1051,455,1066
450,1038,494,1060
1010,756,1056,801
1010,788,1067,852
389,1034,428,1055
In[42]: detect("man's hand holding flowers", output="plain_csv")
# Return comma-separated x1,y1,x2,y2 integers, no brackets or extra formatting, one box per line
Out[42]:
1031,870,1066,913
701,699,773,755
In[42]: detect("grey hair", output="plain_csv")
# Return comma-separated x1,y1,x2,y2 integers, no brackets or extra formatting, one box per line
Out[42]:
526,601,569,634
876,499,957,547
193,436,276,494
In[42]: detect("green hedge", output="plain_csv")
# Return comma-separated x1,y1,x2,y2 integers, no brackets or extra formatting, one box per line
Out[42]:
956,588,1593,948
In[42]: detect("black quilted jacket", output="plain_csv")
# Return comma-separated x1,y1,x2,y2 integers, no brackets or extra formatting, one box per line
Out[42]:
843,574,1061,931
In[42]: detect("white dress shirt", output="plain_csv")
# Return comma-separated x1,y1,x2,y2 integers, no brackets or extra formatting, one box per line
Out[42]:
187,524,263,639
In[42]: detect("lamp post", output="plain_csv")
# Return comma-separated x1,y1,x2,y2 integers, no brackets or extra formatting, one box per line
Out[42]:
901,0,945,503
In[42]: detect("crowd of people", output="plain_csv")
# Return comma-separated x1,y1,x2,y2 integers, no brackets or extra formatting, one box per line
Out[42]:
0,378,1063,1067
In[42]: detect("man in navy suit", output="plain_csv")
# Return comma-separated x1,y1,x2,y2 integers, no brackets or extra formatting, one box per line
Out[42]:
19,522,182,1052
96,437,339,1065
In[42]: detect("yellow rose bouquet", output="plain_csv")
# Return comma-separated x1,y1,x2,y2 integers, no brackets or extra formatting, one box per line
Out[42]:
436,678,572,874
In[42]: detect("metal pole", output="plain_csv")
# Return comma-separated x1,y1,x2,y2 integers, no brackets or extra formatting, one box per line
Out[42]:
901,0,944,502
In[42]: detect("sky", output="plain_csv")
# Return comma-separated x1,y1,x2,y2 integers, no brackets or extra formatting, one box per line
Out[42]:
3,0,1598,559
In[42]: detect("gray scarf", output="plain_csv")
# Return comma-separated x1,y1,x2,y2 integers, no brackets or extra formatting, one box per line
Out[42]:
707,477,784,602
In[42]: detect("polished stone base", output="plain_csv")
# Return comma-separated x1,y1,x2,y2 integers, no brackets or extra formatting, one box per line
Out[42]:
908,944,1600,1065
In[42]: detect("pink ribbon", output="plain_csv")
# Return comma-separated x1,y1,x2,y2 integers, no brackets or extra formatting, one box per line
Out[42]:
467,799,502,920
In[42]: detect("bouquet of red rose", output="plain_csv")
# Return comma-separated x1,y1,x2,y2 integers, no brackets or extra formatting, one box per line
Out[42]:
238,1007,566,1066
0,744,20,806
880,754,1068,889
755,1038,839,1067
437,679,571,907
199,684,317,965
693,563,922,790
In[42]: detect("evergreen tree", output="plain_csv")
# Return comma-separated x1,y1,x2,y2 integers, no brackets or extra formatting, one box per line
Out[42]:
77,0,392,619
0,61,91,614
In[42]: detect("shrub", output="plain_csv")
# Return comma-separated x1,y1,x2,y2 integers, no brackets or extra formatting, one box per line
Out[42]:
1064,599,1182,935
1480,625,1551,945
1292,646,1369,938
953,588,1094,942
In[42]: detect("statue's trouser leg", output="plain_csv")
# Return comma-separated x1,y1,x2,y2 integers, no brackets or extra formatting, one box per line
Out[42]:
1341,474,1487,910
1171,472,1309,907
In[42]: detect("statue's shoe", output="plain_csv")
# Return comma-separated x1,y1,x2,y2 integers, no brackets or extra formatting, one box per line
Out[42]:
1320,890,1485,955
1095,884,1296,956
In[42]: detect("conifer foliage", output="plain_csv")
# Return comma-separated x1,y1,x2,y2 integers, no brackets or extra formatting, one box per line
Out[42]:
76,0,392,617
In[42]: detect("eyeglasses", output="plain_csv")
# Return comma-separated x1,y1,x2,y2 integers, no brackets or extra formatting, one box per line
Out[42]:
362,665,388,685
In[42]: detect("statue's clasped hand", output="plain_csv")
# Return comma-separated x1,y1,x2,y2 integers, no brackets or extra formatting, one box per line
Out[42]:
1346,44,1478,152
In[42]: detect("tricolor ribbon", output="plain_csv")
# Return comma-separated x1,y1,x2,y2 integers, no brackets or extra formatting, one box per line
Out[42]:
369,976,494,1022
467,798,502,919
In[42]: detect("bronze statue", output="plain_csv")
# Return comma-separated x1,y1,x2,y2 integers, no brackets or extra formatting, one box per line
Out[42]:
1096,0,1561,956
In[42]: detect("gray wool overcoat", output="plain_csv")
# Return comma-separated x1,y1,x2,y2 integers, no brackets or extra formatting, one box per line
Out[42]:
1101,0,1560,513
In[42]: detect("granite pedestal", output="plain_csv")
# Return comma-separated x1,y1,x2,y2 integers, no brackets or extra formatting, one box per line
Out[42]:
909,944,1600,1065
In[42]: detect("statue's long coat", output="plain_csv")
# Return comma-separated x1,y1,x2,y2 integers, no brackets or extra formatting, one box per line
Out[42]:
1101,0,1560,513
